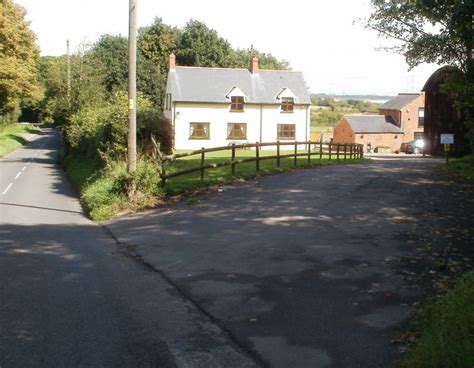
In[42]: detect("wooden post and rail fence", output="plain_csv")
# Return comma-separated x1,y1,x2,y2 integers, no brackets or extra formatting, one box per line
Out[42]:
153,140,364,186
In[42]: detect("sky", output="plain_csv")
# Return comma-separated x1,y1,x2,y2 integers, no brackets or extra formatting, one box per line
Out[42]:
16,0,442,96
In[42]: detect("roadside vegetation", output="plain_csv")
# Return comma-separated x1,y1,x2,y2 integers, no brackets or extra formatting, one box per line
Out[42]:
0,123,41,157
398,271,474,368
444,156,474,181
67,145,366,221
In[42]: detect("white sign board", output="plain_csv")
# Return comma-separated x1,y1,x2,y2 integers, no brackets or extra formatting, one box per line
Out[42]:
440,134,454,144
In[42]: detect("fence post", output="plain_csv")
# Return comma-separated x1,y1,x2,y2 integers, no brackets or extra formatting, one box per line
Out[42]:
307,140,311,164
256,142,260,171
319,140,323,160
294,141,297,167
350,144,353,159
200,148,205,180
277,141,280,168
344,144,347,160
231,143,236,176
337,143,340,161
329,143,332,160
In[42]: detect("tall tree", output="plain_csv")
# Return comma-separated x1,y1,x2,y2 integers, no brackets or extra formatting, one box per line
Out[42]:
229,48,289,70
366,0,472,72
139,18,179,72
367,0,473,152
177,20,233,67
0,0,39,115
89,35,129,95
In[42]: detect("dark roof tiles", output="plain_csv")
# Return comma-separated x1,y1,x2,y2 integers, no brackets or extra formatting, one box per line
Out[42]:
379,93,422,110
344,115,404,133
167,66,311,104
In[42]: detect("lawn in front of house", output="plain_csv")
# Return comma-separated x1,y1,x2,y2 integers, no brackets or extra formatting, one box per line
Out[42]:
162,148,365,195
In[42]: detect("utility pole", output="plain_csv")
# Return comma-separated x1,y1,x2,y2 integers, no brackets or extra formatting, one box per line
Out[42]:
66,40,71,100
128,0,137,173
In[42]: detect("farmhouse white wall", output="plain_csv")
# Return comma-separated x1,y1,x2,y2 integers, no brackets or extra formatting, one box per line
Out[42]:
171,102,310,150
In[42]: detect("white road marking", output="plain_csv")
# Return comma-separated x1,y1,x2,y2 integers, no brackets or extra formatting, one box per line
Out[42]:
1,134,53,196
2,183,13,195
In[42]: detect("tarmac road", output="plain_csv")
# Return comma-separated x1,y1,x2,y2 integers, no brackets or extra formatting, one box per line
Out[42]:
106,154,469,368
0,128,257,368
3,128,471,367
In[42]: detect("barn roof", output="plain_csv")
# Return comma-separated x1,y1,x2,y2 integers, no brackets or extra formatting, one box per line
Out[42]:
422,66,463,91
344,115,403,133
166,66,311,104
379,93,422,110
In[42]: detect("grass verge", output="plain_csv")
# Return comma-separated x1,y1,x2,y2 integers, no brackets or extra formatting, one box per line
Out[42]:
398,270,474,368
443,156,474,181
0,123,41,157
62,148,367,221
61,152,163,221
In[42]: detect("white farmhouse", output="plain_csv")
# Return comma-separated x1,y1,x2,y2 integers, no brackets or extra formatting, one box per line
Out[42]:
164,54,311,150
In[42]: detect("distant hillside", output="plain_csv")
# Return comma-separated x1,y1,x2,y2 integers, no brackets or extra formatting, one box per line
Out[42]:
311,93,394,104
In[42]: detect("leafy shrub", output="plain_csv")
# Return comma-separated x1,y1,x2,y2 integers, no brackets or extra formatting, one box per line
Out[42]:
65,91,156,165
138,108,173,155
79,158,163,221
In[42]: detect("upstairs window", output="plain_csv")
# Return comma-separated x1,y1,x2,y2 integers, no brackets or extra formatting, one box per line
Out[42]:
277,124,295,140
231,96,244,112
189,122,210,139
418,108,424,127
281,97,294,113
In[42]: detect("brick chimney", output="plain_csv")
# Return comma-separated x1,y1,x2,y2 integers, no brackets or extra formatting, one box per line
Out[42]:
250,56,259,74
169,53,176,70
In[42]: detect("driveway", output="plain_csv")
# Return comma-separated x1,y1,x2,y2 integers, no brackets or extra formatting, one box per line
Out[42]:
106,156,473,367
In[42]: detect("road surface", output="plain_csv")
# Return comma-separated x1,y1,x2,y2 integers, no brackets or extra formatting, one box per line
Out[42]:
0,128,257,367
106,154,473,367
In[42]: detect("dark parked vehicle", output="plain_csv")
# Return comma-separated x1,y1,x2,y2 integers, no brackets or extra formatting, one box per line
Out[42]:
399,139,424,154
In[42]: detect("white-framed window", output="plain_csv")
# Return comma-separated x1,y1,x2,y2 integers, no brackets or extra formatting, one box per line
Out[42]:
189,122,210,139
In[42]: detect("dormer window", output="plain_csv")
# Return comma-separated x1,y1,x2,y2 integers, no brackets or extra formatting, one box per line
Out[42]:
281,97,294,113
231,96,244,112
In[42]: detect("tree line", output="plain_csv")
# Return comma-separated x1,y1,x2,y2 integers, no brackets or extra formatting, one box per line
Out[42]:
1,0,288,166
18,19,288,127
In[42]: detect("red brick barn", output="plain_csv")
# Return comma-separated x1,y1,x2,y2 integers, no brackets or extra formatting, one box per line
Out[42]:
333,115,404,152
378,93,425,143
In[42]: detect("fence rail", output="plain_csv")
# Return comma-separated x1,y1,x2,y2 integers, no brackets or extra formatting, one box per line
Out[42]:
157,141,363,185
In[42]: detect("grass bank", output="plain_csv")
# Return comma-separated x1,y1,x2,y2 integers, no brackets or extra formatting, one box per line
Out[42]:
443,156,474,181
63,148,367,221
0,123,41,157
61,152,163,221
398,270,474,368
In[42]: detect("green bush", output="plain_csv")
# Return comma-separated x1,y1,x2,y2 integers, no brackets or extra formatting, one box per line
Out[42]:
84,159,163,221
65,91,155,165
138,108,173,155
